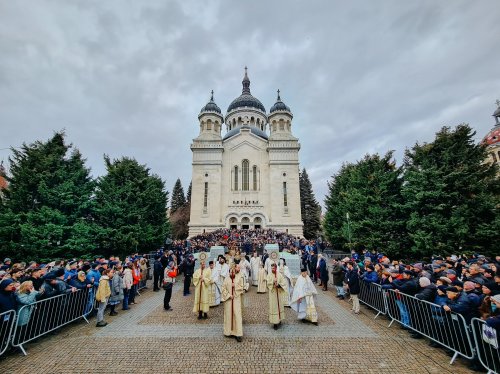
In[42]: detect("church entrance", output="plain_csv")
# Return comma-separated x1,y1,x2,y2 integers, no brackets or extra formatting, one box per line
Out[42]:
241,225,249,229
254,225,261,229
230,225,237,230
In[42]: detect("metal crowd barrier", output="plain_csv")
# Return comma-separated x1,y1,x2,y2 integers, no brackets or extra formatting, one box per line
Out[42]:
358,281,388,318
12,287,93,355
0,310,16,356
471,317,499,374
385,289,475,364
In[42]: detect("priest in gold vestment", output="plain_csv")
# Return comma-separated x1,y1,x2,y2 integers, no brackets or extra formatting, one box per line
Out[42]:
266,262,287,330
193,261,212,319
221,267,244,342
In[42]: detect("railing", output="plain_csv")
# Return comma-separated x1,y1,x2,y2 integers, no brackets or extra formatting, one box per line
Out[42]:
12,287,93,355
470,317,499,374
0,310,16,356
385,289,475,364
358,281,387,318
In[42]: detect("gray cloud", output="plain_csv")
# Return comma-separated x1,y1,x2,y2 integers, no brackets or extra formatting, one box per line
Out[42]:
1,0,499,209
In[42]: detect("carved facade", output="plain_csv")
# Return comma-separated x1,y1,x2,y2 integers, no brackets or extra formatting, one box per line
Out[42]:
188,70,303,237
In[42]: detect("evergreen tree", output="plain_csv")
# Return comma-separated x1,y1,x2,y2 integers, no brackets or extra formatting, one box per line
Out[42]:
170,178,186,214
186,181,192,205
402,125,499,257
0,132,96,261
323,152,407,256
299,168,321,239
94,156,170,256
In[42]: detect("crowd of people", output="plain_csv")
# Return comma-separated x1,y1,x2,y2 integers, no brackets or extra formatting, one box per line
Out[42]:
1,231,499,370
0,254,152,331
328,249,500,370
176,228,324,254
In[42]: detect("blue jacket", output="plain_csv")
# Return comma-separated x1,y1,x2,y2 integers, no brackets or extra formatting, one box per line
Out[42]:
362,271,379,284
86,269,101,287
444,292,475,323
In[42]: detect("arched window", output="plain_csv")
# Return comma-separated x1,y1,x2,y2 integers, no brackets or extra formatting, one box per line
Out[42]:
253,165,258,190
242,160,249,191
234,166,239,190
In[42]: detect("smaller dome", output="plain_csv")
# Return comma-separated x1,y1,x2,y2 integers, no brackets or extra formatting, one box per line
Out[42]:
200,90,221,114
270,90,291,114
482,127,500,146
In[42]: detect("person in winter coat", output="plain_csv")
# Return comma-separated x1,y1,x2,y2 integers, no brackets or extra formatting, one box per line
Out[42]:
122,263,133,310
153,255,163,291
69,271,92,290
16,281,41,327
331,260,345,299
361,265,379,284
0,278,18,313
318,255,329,291
345,262,360,314
95,269,112,327
108,265,124,316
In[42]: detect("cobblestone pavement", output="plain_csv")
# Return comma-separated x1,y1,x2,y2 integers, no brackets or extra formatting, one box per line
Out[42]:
0,280,476,373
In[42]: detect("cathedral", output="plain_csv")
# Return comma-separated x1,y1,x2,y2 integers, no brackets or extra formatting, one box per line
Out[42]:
188,69,304,238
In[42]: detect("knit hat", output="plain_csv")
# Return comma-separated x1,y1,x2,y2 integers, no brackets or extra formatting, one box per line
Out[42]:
446,286,459,293
0,278,14,290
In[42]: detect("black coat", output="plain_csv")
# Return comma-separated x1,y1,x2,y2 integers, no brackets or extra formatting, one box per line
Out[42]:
331,264,345,286
415,284,437,302
153,260,163,275
345,269,360,295
392,278,418,296
183,259,195,277
0,290,17,313
319,258,329,281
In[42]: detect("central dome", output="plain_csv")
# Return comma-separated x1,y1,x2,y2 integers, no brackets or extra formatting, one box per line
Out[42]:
227,67,266,113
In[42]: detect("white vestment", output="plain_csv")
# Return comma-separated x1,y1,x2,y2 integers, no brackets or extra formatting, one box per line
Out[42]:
250,256,261,286
279,264,293,307
290,274,318,322
210,264,222,306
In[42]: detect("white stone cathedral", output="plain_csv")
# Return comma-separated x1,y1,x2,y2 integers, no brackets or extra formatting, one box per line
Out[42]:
188,68,303,238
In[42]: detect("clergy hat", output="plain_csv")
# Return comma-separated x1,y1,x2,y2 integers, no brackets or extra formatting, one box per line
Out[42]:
300,267,308,273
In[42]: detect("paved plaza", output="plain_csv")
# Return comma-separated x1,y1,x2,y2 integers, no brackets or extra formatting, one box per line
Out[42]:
0,280,476,373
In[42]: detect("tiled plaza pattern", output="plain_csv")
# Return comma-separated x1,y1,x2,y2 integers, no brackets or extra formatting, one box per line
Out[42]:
0,279,476,374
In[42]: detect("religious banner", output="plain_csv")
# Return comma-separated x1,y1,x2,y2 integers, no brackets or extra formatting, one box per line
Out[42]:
210,246,226,262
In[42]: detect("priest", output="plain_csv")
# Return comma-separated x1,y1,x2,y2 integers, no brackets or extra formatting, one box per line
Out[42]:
290,267,318,325
221,265,244,342
279,258,293,307
250,252,260,286
193,260,212,319
257,262,267,293
209,260,221,307
266,262,287,330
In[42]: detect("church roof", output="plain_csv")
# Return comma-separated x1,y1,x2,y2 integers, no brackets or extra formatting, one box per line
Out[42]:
482,100,500,147
269,90,291,114
222,125,268,141
199,91,222,115
227,68,266,113
482,126,500,146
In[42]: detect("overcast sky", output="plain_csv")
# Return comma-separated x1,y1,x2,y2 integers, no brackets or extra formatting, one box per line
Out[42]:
1,1,499,207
